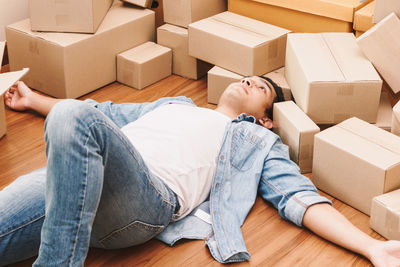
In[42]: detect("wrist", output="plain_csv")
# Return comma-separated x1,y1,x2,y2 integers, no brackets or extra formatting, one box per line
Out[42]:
364,238,383,260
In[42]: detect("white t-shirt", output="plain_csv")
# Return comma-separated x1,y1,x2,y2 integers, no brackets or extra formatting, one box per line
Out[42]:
121,104,230,219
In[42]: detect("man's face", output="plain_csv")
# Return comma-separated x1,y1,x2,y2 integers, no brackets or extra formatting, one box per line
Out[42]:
218,76,277,120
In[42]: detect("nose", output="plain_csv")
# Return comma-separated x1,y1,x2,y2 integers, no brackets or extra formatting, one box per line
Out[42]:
241,78,253,87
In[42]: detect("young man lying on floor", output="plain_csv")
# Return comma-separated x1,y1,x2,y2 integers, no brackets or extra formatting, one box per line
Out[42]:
1,77,400,267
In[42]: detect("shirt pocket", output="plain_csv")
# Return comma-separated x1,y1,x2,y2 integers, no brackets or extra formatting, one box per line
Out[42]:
230,126,265,171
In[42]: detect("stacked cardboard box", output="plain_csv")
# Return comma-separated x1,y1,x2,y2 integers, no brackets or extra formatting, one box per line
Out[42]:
189,11,290,76
207,66,291,105
7,1,155,98
313,117,400,215
163,0,226,28
117,41,172,90
157,24,212,80
29,0,113,33
392,100,400,136
357,13,400,95
374,91,392,132
370,189,400,240
122,0,154,8
353,1,375,37
273,101,319,173
228,0,371,33
285,32,382,124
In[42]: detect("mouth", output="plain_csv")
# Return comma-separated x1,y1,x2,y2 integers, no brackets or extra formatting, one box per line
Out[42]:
239,85,249,95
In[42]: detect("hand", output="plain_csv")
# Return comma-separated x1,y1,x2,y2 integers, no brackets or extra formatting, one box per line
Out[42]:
368,240,400,267
4,81,32,111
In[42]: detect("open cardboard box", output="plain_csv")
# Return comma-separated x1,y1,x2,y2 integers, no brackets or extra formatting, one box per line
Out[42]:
0,50,29,140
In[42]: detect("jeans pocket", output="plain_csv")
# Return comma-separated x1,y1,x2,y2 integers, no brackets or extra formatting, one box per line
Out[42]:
99,220,165,249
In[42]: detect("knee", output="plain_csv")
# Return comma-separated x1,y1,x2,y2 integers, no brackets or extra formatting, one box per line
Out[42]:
44,100,93,143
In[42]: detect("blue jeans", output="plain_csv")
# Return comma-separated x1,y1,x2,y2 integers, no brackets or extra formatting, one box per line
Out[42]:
0,100,179,266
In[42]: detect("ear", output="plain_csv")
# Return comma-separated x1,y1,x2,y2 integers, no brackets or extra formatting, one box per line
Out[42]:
258,117,273,129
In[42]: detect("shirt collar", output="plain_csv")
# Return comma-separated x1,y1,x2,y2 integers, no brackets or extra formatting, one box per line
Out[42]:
233,113,256,123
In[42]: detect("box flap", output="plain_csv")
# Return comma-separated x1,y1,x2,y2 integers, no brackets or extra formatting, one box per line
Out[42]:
0,68,29,96
275,101,319,132
119,42,171,64
287,33,344,82
393,100,400,122
251,0,370,22
338,117,400,163
318,117,400,170
375,189,400,212
0,41,5,72
190,11,290,48
322,33,381,81
374,91,392,130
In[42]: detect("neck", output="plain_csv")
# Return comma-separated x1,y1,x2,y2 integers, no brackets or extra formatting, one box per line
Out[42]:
214,105,240,119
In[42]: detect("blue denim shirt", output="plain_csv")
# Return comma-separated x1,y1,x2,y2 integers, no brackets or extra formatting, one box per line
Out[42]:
85,96,331,264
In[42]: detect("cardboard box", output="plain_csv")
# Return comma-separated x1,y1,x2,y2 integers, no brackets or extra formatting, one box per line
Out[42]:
6,1,155,99
117,42,171,89
122,0,153,8
273,101,319,173
370,189,400,240
353,1,375,36
0,68,30,139
373,91,392,131
373,0,400,23
313,117,400,215
157,24,212,80
189,11,290,76
228,0,371,33
357,13,400,94
207,66,292,105
29,0,113,33
163,0,226,28
392,100,400,136
286,33,382,124
0,0,29,41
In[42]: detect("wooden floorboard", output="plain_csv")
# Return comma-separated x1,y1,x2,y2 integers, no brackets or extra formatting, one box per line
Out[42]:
1,68,393,266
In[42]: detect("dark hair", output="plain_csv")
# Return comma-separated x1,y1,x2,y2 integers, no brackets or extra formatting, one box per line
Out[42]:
260,76,285,119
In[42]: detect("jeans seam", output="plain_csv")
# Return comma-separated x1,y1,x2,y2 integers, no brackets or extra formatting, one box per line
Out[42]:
0,213,45,238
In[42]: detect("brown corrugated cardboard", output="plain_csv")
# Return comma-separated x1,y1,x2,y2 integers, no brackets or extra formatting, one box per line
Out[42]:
207,66,242,105
122,0,153,8
6,1,155,99
163,0,227,28
207,66,292,105
262,67,292,101
117,42,172,90
373,91,392,131
228,0,371,33
29,0,113,33
370,189,400,240
189,12,290,76
354,1,375,34
312,117,400,215
357,13,400,94
0,41,4,71
392,100,400,136
373,0,400,23
157,24,212,80
286,33,382,124
273,101,319,173
0,68,29,139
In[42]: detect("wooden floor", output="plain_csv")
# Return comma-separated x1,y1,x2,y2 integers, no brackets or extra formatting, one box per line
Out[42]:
0,68,391,266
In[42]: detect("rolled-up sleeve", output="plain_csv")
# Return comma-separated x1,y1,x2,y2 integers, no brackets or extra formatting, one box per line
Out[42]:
258,139,331,227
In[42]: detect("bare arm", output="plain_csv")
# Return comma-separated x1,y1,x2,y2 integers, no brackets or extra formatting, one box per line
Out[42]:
303,203,400,267
4,81,62,117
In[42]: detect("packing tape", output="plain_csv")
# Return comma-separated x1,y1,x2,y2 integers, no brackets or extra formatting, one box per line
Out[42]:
337,84,354,96
29,41,40,55
56,15,70,27
299,144,310,160
211,16,275,39
268,40,278,60
54,0,68,4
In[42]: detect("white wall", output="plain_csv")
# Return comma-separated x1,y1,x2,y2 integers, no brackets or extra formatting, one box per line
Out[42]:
0,0,29,41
